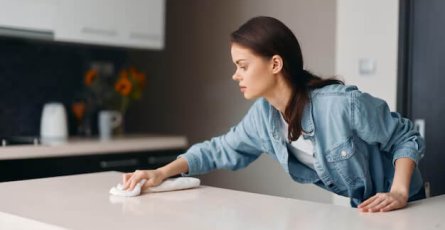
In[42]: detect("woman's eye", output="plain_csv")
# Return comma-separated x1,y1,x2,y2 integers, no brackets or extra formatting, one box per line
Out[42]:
240,66,247,70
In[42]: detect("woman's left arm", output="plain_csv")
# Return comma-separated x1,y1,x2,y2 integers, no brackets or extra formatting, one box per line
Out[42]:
350,90,424,212
358,158,415,212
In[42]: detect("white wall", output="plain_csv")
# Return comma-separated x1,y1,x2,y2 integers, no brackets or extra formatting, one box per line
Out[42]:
333,0,399,205
336,0,399,110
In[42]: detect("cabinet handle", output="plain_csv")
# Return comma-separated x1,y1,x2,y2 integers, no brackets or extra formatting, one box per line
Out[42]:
147,155,175,165
81,27,117,37
424,181,431,198
100,159,139,169
129,32,159,41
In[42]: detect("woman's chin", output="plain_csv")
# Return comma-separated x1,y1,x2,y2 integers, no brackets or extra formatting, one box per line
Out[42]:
243,93,259,100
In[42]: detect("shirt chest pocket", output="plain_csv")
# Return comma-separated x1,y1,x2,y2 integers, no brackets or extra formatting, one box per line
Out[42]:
324,137,368,187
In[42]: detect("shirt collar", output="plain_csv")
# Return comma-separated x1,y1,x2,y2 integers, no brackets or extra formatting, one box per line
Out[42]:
301,99,314,136
268,95,315,139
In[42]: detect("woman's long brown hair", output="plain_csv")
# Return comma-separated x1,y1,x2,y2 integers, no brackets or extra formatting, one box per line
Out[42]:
231,16,343,141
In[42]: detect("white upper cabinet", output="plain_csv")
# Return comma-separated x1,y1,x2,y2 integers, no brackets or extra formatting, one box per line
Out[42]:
55,0,122,47
0,0,58,32
55,0,165,50
118,0,165,49
0,0,165,50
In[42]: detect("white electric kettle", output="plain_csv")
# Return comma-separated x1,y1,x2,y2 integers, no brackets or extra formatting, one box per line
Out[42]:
40,102,68,145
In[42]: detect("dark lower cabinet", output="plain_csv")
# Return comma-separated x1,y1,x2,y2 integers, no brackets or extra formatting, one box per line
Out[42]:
0,149,183,182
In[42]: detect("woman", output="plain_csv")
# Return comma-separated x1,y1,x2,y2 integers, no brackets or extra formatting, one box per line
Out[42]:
123,16,425,212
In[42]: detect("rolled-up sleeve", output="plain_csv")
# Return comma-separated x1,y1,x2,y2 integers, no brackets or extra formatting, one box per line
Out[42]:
351,91,425,165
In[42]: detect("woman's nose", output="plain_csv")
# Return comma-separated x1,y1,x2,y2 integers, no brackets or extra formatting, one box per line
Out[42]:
232,72,240,81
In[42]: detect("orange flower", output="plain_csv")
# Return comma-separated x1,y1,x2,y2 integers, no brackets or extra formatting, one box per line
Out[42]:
115,74,133,96
71,102,86,121
135,74,146,88
84,69,97,86
129,67,146,89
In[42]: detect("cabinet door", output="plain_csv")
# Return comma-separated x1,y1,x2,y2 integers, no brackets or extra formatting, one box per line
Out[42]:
55,0,165,49
0,0,58,32
55,0,123,47
117,0,165,49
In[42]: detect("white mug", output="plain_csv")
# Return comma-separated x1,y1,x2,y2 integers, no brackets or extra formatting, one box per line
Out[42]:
98,110,122,140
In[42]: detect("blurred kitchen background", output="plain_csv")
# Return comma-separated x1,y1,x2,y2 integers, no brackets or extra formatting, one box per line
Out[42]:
0,0,443,206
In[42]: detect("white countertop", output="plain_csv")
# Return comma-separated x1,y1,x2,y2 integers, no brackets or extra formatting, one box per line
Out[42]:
0,135,188,160
0,171,443,230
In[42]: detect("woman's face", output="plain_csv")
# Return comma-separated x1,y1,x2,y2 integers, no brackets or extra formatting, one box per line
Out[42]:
231,43,277,100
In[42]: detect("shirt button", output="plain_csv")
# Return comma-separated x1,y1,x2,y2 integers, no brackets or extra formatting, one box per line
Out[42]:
341,150,347,157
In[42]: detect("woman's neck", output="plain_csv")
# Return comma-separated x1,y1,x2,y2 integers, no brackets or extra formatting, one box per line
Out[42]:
264,76,292,114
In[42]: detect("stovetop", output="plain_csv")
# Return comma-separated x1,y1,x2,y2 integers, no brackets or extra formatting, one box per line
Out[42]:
1,136,40,147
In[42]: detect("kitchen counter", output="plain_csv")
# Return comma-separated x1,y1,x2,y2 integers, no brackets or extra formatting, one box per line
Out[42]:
0,171,443,230
0,135,188,182
0,134,188,160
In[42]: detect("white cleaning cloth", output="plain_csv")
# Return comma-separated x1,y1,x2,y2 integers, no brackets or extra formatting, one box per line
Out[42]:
148,177,200,192
109,179,147,197
109,177,200,197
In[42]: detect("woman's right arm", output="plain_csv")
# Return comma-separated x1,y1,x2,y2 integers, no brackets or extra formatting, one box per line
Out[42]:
123,99,267,190
178,99,266,175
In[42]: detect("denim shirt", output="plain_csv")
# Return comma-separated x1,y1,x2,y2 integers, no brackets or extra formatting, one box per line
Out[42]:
179,84,425,206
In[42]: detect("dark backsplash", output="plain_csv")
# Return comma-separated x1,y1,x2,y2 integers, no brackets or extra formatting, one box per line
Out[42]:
0,36,131,137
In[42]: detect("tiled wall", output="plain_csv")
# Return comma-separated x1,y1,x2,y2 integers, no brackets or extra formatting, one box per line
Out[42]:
0,36,130,137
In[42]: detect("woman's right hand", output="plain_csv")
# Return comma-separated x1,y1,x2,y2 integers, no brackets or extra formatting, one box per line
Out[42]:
122,157,189,191
122,169,166,191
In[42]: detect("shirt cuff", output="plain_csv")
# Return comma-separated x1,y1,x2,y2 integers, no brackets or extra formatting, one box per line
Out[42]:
177,153,197,177
392,146,420,166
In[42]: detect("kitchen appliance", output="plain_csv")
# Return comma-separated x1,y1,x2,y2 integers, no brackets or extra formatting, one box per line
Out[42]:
40,102,68,145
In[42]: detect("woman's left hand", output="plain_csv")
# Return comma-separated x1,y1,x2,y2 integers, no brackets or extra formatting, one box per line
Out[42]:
358,192,408,212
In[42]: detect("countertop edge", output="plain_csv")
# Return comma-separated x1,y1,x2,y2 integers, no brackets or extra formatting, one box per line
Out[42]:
0,135,188,160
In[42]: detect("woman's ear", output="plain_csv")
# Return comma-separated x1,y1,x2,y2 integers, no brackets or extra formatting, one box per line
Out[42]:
271,55,283,74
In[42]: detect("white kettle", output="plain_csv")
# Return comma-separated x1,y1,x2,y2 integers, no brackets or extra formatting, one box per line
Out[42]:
40,102,68,145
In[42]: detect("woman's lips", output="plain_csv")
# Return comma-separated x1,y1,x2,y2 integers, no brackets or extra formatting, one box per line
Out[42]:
240,87,246,92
